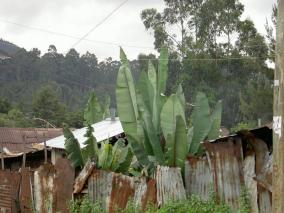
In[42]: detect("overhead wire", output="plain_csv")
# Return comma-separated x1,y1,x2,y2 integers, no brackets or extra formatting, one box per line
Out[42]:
70,0,130,49
0,18,154,50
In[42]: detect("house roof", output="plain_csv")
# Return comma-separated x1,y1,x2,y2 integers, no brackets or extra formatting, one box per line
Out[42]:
45,118,124,149
0,128,63,156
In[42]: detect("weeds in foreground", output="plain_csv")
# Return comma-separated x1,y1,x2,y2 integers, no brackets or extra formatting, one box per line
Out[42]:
69,194,231,213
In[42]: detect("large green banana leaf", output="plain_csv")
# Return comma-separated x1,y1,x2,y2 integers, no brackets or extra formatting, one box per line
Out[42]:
83,125,98,161
116,48,150,167
102,95,110,119
160,94,186,138
148,62,159,132
137,71,154,115
207,100,222,140
64,126,84,168
165,115,188,168
176,84,186,110
98,142,113,170
137,88,165,164
188,92,211,155
117,146,133,173
84,91,103,125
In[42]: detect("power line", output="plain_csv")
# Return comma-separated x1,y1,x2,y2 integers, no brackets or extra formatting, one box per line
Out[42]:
70,0,129,49
0,18,272,52
0,18,154,50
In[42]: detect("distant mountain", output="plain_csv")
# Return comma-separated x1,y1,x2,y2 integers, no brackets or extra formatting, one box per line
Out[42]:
0,39,20,58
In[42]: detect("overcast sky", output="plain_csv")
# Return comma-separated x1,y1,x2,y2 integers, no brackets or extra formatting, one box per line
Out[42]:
0,0,277,60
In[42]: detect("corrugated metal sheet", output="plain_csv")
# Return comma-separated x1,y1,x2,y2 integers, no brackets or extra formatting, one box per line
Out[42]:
244,154,258,213
46,118,124,149
34,164,56,213
87,169,156,212
0,170,21,212
184,156,212,200
204,138,244,210
258,187,272,213
155,166,186,206
134,178,156,210
19,167,33,212
53,158,75,213
88,169,135,213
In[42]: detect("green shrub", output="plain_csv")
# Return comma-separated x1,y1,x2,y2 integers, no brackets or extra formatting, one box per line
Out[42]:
69,196,103,213
239,187,251,213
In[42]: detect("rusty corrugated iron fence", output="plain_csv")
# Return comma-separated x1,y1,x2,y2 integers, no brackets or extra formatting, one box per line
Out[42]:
87,169,157,213
0,158,74,213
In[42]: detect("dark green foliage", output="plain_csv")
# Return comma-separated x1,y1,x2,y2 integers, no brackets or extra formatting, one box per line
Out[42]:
32,85,67,127
64,125,85,169
0,98,11,113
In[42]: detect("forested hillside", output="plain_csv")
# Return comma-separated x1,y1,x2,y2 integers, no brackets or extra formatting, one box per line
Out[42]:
0,0,276,130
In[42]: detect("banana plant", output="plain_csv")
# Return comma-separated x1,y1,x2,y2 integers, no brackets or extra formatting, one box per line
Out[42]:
64,125,133,173
116,48,223,173
116,47,189,171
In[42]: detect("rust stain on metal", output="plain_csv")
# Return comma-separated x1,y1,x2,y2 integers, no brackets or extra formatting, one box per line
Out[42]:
138,178,157,210
108,173,135,213
88,169,112,210
88,169,154,213
19,167,33,212
73,160,95,194
0,170,21,212
155,165,186,206
184,156,212,200
53,158,75,213
204,137,244,209
34,163,56,213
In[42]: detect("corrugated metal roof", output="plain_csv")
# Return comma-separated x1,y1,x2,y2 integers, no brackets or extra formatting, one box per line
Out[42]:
45,118,124,149
0,128,63,155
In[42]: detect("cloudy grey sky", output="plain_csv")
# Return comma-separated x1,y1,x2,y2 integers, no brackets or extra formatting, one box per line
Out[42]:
0,0,277,60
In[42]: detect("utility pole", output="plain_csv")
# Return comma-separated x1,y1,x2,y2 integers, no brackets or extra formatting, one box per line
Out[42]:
273,0,284,212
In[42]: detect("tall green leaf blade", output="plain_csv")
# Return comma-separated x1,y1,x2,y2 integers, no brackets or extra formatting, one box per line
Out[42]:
116,48,150,167
148,62,159,132
84,91,103,125
158,47,168,95
207,100,222,140
176,84,186,109
165,116,188,168
188,92,211,155
83,125,98,161
137,89,165,164
137,71,154,115
102,95,110,119
161,94,185,138
116,48,139,128
109,140,123,171
64,126,84,168
117,146,133,173
98,142,113,170
127,135,151,168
